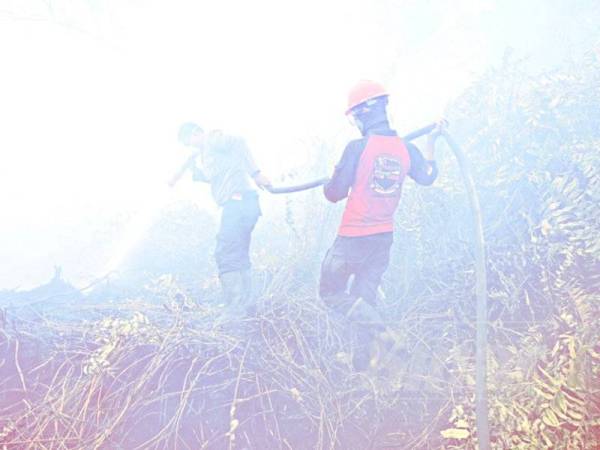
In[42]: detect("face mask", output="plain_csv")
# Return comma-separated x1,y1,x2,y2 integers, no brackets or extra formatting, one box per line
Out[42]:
346,113,365,132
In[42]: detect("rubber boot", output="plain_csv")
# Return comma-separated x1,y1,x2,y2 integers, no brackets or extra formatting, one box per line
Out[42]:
345,297,386,333
240,269,255,315
344,297,391,371
351,325,374,371
219,271,245,315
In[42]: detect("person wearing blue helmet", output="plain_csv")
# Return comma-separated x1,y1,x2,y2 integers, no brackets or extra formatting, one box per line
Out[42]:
178,122,272,314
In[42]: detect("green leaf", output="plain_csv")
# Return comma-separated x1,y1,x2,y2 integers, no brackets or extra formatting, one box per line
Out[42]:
441,428,470,440
534,386,555,400
455,419,469,429
542,409,560,428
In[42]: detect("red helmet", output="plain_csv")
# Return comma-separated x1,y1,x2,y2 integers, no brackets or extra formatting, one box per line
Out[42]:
346,80,388,115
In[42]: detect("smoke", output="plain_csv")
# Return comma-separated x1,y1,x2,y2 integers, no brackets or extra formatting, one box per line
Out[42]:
0,0,598,288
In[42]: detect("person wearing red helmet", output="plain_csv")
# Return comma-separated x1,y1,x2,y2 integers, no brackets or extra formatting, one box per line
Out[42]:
320,80,444,369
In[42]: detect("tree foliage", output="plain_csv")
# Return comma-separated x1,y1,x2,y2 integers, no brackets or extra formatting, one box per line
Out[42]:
1,51,599,449
420,50,600,449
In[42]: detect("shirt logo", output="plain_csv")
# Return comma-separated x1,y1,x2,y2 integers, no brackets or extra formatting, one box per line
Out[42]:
370,155,403,195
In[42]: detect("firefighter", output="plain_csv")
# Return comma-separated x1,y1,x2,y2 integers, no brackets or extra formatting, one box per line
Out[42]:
178,123,271,314
320,80,444,368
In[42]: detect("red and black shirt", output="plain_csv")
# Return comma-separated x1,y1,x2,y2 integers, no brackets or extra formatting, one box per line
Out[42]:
324,122,438,237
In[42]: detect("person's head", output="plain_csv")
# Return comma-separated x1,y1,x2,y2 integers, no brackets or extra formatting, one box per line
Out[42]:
346,80,389,133
178,122,205,147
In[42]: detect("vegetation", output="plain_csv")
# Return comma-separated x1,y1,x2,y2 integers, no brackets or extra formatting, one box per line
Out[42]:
1,52,599,449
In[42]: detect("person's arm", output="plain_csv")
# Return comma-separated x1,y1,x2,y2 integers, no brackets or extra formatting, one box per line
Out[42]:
406,120,445,185
191,162,210,183
407,142,438,186
323,140,363,203
237,137,272,188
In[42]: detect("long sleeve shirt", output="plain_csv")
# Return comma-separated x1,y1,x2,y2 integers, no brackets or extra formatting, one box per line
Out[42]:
324,122,439,237
324,128,438,203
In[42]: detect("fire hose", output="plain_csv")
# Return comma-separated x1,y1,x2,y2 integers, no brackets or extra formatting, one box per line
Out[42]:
168,123,439,192
264,122,439,194
169,122,490,448
443,130,490,449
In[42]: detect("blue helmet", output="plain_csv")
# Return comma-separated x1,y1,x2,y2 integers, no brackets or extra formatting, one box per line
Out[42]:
178,122,203,146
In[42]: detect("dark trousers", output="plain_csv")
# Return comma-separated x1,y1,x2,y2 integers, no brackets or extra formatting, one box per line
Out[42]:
319,232,393,370
319,232,393,313
215,191,261,275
